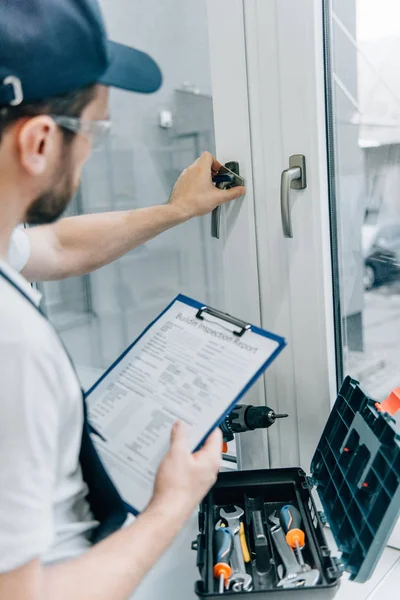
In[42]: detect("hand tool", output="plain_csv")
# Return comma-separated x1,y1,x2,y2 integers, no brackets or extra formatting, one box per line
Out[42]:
229,572,253,593
279,505,306,568
216,517,252,587
270,511,311,574
279,569,321,589
270,525,320,588
219,507,245,571
245,496,275,590
213,526,234,593
220,506,253,592
268,511,280,527
251,561,273,591
252,506,273,573
252,510,275,588
270,525,303,580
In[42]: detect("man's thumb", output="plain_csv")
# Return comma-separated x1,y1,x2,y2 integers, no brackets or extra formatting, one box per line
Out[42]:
170,420,190,450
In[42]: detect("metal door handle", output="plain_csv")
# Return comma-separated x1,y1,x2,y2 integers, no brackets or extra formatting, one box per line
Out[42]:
280,154,307,238
211,205,221,238
211,161,243,239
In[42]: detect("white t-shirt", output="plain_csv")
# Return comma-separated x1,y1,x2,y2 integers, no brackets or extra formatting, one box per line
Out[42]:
7,227,31,273
0,233,97,572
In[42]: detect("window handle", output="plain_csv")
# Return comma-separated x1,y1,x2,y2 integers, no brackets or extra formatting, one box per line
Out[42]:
211,205,222,239
280,154,307,238
211,161,243,239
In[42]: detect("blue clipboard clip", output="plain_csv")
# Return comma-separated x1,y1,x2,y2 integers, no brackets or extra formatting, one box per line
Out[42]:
196,305,251,338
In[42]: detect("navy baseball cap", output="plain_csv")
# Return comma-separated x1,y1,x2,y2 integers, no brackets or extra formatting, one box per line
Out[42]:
0,0,162,107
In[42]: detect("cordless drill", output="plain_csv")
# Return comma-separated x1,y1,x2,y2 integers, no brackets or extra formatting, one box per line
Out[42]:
220,404,288,449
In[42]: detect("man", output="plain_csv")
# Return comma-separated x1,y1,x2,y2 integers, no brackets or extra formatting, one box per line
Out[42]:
0,1,245,599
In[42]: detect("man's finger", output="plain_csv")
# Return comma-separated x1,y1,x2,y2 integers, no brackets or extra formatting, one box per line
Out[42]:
211,158,222,173
198,151,221,174
217,185,246,203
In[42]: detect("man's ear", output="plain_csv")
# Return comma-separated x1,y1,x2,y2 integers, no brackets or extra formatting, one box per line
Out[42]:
18,115,59,176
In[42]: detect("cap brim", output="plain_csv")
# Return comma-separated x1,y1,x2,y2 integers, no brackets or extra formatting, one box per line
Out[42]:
99,41,162,94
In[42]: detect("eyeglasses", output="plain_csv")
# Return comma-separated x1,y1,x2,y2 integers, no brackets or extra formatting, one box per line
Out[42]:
49,115,112,148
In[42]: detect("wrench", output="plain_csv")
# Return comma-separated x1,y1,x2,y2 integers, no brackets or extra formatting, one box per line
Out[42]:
271,526,302,579
229,573,253,592
271,526,320,588
270,512,310,573
220,507,253,592
219,507,245,572
279,571,320,589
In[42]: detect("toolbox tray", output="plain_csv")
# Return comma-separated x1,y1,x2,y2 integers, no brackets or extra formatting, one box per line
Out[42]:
194,468,341,599
194,376,400,598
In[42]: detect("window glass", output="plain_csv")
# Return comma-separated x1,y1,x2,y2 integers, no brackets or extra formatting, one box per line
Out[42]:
331,0,400,399
39,0,224,391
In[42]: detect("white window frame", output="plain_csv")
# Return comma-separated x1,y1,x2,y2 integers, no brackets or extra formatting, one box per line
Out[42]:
230,0,338,472
206,0,272,470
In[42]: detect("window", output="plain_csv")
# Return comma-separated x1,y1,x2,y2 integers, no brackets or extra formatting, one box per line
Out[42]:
330,0,400,400
40,0,224,390
38,0,264,408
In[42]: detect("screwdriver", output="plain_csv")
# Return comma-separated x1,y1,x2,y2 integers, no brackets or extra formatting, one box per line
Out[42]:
279,504,306,568
213,526,234,593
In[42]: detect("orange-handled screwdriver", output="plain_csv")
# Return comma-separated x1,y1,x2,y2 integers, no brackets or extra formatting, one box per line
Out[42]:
213,527,234,593
279,505,306,568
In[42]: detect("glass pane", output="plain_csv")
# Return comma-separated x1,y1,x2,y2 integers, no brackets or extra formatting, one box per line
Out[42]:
39,0,224,391
330,0,400,399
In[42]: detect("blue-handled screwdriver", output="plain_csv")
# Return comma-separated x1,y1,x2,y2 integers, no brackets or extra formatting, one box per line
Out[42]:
279,504,306,568
213,527,234,593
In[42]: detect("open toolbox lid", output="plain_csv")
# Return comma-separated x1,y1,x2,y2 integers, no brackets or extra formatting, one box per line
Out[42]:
310,376,400,584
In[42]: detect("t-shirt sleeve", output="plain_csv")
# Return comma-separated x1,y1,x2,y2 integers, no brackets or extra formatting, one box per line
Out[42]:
7,227,31,273
0,340,59,572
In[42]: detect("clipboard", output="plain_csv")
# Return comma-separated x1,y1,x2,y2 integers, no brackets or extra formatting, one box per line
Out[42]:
86,294,286,514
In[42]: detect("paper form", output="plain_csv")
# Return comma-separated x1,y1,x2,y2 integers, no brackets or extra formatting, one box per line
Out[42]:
86,297,284,513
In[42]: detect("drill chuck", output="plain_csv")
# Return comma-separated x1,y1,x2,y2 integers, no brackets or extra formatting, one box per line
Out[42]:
220,404,288,442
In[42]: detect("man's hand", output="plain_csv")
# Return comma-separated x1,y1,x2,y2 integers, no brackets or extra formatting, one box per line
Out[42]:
21,151,245,282
0,424,222,600
149,422,222,520
168,151,246,221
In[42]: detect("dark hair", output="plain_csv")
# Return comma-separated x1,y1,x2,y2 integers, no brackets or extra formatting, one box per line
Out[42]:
0,84,97,142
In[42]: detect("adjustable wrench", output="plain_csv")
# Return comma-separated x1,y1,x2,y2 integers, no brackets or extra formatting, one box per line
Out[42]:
219,507,253,592
271,526,320,588
270,512,310,573
278,568,321,589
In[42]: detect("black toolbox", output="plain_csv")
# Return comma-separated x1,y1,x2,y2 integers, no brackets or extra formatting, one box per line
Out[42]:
193,376,400,598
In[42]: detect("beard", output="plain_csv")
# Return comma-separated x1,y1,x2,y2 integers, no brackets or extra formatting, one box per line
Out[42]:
25,151,76,225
